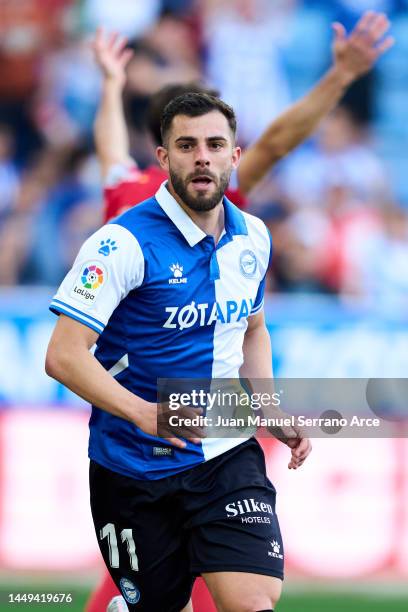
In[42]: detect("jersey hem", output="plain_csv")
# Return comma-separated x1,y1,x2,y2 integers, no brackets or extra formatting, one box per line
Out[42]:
88,450,205,482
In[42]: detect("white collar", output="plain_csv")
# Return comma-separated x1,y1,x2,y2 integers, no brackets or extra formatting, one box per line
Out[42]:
155,181,207,247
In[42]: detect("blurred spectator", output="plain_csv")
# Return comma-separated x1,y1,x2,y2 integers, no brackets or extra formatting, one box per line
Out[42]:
0,0,71,162
0,125,19,217
161,0,195,15
305,1,398,22
124,14,201,166
125,14,201,99
0,0,71,101
202,0,294,145
32,36,101,146
0,148,61,285
279,106,390,209
302,197,408,304
80,0,162,38
59,196,101,267
358,205,408,309
25,145,102,285
314,184,382,294
0,144,101,285
269,206,333,293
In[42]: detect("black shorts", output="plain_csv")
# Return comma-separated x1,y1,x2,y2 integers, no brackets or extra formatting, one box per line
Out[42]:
89,439,284,612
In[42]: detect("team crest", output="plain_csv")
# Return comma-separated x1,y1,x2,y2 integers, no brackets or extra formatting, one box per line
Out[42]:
239,250,257,278
119,577,140,604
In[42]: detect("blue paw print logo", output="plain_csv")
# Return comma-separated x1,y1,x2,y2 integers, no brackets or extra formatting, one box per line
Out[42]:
98,238,118,256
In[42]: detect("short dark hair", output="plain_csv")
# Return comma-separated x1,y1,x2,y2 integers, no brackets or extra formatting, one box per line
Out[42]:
160,93,237,146
147,83,220,146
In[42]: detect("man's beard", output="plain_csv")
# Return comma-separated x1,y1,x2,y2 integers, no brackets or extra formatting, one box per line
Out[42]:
169,167,231,212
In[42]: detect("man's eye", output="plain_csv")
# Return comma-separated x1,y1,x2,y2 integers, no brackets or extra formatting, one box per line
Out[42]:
180,144,192,150
210,143,223,150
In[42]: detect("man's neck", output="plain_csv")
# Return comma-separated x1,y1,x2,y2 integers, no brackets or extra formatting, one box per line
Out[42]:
167,183,225,243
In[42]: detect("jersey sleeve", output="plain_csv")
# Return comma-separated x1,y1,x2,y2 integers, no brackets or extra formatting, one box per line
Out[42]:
50,223,144,334
250,228,273,316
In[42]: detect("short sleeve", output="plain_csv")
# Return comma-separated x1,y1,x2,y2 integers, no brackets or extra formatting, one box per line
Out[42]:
250,228,273,316
50,223,144,334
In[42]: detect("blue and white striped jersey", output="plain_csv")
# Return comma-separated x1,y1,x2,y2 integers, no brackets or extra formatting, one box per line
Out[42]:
50,182,272,480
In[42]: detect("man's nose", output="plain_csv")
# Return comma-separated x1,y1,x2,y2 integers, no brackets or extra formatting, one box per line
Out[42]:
194,145,210,167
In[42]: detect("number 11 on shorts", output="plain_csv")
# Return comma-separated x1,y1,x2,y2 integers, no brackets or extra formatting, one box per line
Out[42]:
100,523,139,571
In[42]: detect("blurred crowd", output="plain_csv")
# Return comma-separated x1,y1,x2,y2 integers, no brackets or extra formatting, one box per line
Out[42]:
1,0,408,306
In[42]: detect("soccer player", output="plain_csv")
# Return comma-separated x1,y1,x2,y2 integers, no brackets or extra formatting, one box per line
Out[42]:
46,92,312,611
93,11,393,224
87,12,393,611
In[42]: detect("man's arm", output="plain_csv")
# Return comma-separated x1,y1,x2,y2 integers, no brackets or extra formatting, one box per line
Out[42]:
240,310,273,380
45,314,198,448
45,314,154,428
240,311,312,469
237,11,394,194
92,27,134,179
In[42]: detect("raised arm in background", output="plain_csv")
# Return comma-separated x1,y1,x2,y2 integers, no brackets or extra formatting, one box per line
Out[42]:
238,11,394,193
92,28,134,178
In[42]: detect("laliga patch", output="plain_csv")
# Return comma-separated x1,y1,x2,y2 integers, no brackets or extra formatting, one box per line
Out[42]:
120,577,141,605
70,261,107,307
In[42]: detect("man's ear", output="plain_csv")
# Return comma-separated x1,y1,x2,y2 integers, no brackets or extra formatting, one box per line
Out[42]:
232,146,241,170
156,146,169,172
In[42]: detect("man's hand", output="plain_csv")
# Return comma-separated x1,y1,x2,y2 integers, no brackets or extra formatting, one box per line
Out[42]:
268,422,312,470
135,399,205,449
332,11,394,86
92,27,134,87
285,434,312,470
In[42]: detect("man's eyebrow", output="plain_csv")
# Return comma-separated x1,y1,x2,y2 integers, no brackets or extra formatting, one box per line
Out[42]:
174,136,228,142
175,136,196,142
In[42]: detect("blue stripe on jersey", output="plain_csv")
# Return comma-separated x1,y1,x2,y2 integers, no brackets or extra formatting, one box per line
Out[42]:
51,298,106,328
251,227,272,313
50,300,105,333
250,299,264,315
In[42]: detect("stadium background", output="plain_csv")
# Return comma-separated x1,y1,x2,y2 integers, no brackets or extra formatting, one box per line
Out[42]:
1,0,407,610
